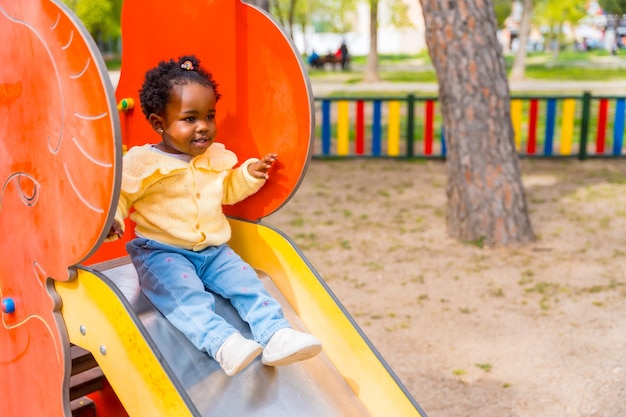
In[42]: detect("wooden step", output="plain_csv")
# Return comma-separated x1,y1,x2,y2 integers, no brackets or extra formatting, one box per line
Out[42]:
69,345,105,402
70,366,105,401
70,345,98,376
70,396,96,417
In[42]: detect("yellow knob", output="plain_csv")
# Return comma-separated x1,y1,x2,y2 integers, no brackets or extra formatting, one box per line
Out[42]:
117,98,134,112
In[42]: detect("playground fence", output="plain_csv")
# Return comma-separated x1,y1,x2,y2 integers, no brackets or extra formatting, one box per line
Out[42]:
313,92,626,160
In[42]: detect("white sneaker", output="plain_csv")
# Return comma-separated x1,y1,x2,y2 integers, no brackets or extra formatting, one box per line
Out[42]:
262,328,322,367
215,333,262,376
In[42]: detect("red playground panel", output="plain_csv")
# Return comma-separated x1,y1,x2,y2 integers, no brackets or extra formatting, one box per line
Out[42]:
0,0,120,415
89,0,314,263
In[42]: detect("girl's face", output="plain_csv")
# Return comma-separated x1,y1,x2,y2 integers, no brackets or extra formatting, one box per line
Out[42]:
151,82,217,156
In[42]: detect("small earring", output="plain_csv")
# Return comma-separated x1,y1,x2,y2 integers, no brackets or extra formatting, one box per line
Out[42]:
158,129,163,134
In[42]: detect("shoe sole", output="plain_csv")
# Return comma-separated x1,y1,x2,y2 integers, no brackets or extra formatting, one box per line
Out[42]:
262,343,322,367
225,346,263,376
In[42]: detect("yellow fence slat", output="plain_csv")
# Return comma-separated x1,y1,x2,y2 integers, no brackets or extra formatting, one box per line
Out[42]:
337,100,350,156
387,101,401,156
560,98,576,155
510,99,523,151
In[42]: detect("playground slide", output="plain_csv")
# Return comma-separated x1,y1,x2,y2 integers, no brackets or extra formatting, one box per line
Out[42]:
57,218,427,416
1,0,428,415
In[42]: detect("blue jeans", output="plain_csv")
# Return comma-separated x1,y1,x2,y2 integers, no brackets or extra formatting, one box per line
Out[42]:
126,238,290,358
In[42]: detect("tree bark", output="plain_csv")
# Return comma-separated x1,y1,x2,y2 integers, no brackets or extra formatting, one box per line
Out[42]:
365,0,380,82
420,0,535,247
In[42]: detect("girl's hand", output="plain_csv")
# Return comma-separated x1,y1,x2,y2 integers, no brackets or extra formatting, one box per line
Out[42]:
107,220,124,240
248,153,278,179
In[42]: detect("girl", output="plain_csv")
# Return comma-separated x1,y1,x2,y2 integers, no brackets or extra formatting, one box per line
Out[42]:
107,55,321,376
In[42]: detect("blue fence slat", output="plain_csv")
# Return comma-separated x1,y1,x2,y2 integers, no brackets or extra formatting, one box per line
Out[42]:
543,98,556,156
544,98,556,156
372,100,382,156
613,98,625,156
441,127,446,157
321,100,331,156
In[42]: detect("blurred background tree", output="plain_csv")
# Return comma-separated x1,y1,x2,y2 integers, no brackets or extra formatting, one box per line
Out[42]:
493,0,513,26
365,0,414,82
509,0,533,81
61,0,122,55
268,0,357,39
599,0,626,15
534,0,587,60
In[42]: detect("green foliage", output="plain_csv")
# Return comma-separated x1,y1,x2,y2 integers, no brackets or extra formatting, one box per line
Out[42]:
62,0,121,41
387,0,413,29
599,0,626,15
271,0,358,33
534,0,586,39
493,0,513,27
271,0,413,34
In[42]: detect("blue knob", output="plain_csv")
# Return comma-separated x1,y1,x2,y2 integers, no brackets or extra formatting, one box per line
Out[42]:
1,298,15,314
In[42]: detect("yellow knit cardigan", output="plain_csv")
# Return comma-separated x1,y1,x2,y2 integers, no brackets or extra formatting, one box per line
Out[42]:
112,143,264,251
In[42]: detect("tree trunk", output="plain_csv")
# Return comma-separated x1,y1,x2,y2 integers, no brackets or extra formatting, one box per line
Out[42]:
420,0,535,247
551,23,562,62
365,0,380,82
287,0,297,39
510,0,533,81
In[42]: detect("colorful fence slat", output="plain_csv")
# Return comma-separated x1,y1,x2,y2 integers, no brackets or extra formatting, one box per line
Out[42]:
321,99,331,156
614,98,625,156
511,99,523,151
387,101,401,156
355,100,365,155
424,100,435,156
560,98,576,155
527,99,539,155
441,128,446,157
543,98,556,156
337,100,350,156
372,100,382,156
596,99,608,154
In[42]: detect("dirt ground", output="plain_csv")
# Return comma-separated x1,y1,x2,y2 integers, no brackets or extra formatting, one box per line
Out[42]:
265,157,626,417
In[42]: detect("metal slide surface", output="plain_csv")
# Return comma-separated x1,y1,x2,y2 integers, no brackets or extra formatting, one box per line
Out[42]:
96,261,372,417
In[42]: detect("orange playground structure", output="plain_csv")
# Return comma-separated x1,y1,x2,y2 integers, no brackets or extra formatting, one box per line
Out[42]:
0,1,427,416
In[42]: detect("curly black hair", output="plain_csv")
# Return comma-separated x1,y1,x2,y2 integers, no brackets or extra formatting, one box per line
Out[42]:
138,54,221,120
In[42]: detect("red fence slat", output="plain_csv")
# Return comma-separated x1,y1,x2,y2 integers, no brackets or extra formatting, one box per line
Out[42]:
424,100,434,155
596,99,608,154
527,99,538,155
355,100,365,155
